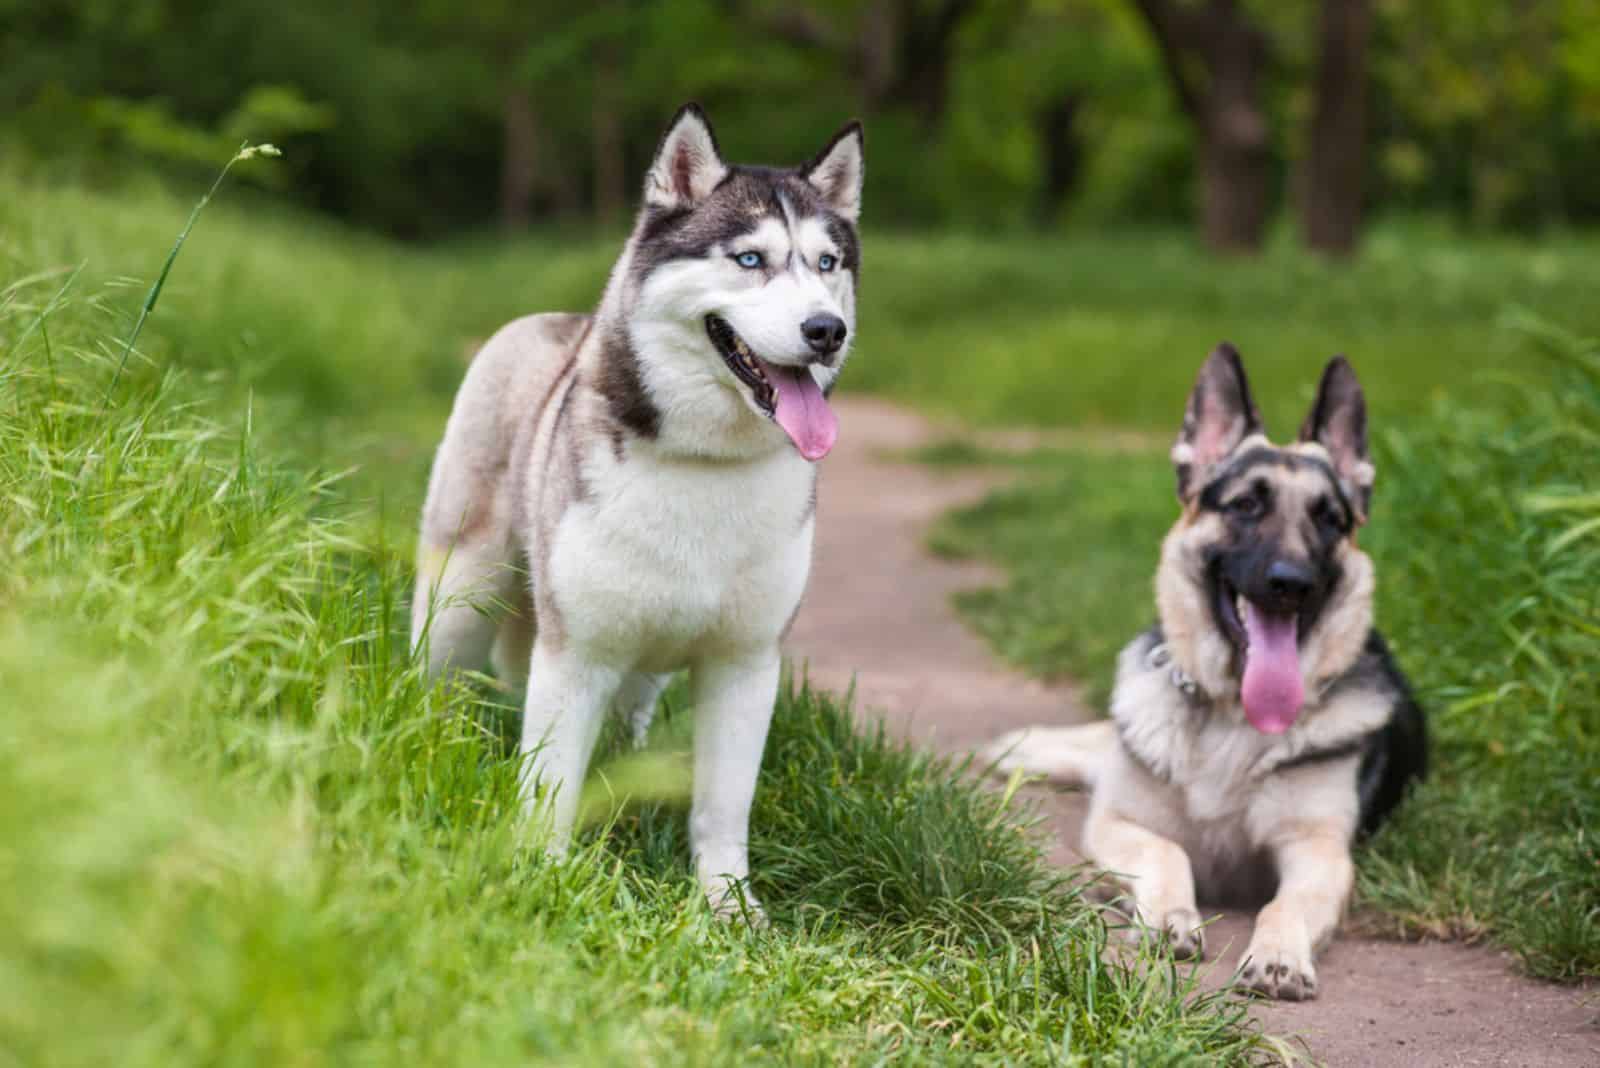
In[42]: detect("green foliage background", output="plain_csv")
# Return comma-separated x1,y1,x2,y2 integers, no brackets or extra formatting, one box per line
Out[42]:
7,0,1600,236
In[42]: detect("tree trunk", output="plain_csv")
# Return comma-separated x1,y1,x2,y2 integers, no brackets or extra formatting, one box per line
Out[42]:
1130,0,1274,253
740,1,977,128
591,43,626,226
857,0,899,108
499,86,539,232
1301,0,1372,255
1200,12,1271,252
1035,91,1083,224
1200,135,1271,251
897,0,979,129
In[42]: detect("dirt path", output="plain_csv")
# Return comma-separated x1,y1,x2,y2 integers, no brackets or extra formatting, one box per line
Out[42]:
783,397,1597,1067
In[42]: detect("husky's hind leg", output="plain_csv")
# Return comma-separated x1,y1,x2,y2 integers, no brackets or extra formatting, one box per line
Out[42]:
412,315,560,689
982,720,1116,789
489,579,536,694
411,536,521,682
615,672,670,748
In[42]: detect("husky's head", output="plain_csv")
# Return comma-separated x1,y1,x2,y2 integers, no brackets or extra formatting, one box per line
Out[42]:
613,104,863,462
1157,346,1377,734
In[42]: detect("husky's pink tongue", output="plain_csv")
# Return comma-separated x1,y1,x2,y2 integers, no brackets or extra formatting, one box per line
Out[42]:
1240,601,1305,734
768,364,838,461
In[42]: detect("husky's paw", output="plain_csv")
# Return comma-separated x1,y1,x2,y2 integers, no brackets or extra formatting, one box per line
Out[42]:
1239,936,1318,1001
704,878,767,928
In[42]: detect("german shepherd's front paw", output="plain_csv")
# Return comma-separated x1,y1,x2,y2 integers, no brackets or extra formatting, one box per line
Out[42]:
1239,935,1318,1000
1161,908,1206,961
1116,906,1206,960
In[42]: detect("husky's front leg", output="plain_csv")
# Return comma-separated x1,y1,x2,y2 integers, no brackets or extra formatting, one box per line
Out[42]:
518,641,623,853
1240,829,1352,1000
689,650,780,923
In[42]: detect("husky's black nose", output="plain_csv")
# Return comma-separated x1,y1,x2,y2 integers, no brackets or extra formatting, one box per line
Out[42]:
801,314,847,360
1265,560,1317,606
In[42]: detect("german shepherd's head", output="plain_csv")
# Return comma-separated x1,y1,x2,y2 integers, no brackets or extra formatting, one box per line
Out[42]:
1157,345,1376,734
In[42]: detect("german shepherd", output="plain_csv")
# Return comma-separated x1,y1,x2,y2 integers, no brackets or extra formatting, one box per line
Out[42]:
986,345,1427,999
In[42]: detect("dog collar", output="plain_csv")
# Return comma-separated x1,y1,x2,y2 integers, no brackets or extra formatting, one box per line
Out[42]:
1137,631,1377,780
1146,641,1205,703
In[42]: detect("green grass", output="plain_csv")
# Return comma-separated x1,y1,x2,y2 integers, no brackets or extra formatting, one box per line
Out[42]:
926,323,1600,982
0,173,1286,1062
854,227,1600,433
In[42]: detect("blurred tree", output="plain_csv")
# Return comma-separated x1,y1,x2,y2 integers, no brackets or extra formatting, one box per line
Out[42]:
747,0,987,127
1301,0,1373,255
895,0,985,126
500,87,541,229
1035,90,1084,221
1369,0,1600,230
1128,0,1273,252
591,13,627,226
4,0,1598,238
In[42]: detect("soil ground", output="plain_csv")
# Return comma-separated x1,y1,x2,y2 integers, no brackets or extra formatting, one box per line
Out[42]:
784,397,1598,1067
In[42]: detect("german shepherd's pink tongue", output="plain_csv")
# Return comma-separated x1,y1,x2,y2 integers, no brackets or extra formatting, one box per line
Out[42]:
1241,601,1305,733
770,365,837,461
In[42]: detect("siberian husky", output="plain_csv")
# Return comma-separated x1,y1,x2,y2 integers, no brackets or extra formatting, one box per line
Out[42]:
987,346,1427,998
411,104,864,919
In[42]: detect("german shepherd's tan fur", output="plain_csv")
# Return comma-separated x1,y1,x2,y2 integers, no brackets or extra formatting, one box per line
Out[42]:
988,346,1426,1000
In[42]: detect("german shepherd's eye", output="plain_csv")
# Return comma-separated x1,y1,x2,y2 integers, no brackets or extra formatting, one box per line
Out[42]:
1310,495,1347,535
733,251,764,269
1227,494,1266,521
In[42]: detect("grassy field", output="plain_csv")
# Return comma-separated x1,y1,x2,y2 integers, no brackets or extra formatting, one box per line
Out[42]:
0,172,1291,1063
14,168,1600,447
926,327,1600,982
855,226,1600,433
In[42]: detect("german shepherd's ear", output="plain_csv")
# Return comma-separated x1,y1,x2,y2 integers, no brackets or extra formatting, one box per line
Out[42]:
802,121,864,223
1172,343,1263,502
1300,355,1375,521
645,103,729,209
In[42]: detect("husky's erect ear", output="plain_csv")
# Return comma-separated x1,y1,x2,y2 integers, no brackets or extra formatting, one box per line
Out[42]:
1300,355,1374,521
644,103,728,209
1172,342,1263,501
801,121,864,222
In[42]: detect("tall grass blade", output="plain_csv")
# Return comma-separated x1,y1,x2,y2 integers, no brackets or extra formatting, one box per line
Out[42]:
102,143,280,405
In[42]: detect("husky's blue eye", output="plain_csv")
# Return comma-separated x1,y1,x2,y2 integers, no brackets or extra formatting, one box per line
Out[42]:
817,253,837,272
735,251,764,269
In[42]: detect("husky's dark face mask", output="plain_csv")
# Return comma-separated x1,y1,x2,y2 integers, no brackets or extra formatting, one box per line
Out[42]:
1158,345,1377,733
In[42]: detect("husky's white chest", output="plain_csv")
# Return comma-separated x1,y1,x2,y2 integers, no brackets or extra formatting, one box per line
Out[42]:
546,446,815,669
